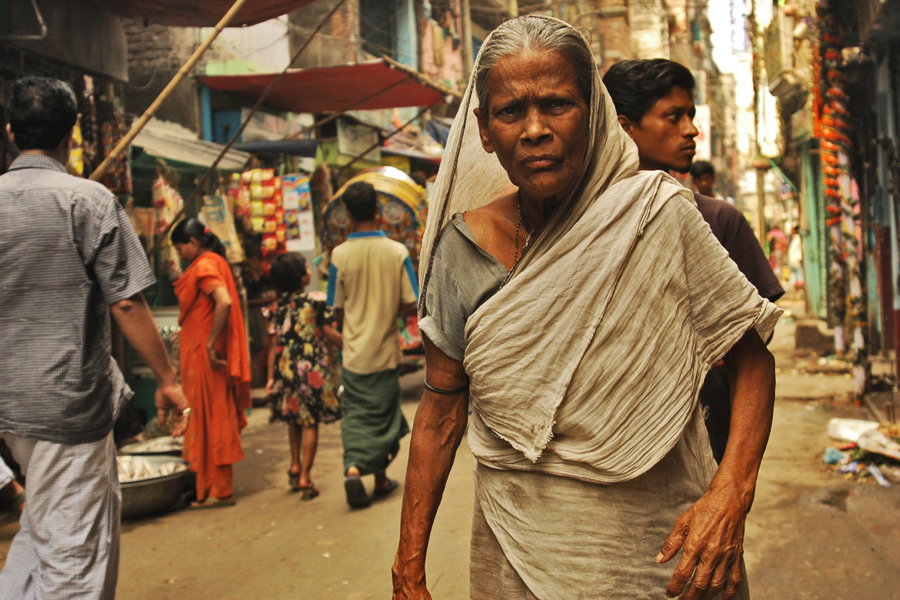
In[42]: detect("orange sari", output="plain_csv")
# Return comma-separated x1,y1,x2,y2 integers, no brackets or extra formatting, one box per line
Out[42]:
174,251,251,501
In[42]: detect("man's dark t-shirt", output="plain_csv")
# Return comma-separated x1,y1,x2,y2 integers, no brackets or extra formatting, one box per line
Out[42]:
694,193,784,463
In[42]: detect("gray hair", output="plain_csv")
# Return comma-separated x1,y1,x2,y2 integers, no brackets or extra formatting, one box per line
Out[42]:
474,16,593,116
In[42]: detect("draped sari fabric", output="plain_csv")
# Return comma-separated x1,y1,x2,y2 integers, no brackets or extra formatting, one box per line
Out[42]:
417,17,781,598
419,16,781,484
174,251,251,500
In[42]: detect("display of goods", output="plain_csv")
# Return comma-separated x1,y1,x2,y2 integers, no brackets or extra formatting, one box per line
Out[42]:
813,4,866,382
116,455,187,483
67,119,84,176
119,435,183,455
203,193,246,264
239,168,286,258
321,167,428,269
152,176,184,276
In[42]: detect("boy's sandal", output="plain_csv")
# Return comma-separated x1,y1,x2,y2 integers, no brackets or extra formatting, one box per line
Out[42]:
298,483,319,501
373,479,400,497
190,497,236,509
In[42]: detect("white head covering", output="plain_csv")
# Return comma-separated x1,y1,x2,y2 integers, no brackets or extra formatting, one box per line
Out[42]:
420,17,781,482
419,16,640,299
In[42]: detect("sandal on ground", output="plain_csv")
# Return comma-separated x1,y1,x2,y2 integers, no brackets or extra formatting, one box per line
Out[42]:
373,479,400,498
298,483,319,501
344,475,370,509
287,471,301,492
190,497,236,509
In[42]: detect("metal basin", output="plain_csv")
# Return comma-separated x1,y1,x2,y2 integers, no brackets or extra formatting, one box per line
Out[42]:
120,455,192,520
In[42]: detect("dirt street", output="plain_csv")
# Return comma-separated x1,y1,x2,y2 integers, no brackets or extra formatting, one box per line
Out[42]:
2,305,899,599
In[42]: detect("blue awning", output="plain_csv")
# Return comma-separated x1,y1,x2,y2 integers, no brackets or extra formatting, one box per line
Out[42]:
232,139,318,157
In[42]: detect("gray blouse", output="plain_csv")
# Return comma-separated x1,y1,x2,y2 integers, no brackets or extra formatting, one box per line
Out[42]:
418,213,509,362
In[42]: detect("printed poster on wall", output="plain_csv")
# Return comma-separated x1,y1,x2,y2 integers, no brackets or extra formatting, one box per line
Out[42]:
283,174,316,252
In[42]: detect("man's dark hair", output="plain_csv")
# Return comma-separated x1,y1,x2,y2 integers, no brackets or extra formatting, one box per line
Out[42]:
603,59,695,124
690,160,715,179
5,77,78,151
270,252,308,295
342,181,378,223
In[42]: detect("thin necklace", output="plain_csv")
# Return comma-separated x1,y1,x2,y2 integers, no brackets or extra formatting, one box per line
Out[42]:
501,200,536,288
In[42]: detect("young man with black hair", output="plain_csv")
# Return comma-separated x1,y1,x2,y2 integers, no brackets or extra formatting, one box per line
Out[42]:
0,76,188,599
690,160,720,199
604,59,783,462
327,181,418,508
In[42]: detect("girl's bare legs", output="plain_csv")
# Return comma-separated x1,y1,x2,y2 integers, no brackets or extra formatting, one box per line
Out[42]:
300,425,318,488
288,422,302,476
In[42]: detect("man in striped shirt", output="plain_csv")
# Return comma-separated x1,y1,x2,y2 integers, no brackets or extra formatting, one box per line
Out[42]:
0,76,187,600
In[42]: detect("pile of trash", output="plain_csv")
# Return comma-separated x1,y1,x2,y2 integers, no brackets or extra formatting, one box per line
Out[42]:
823,418,900,486
794,356,854,375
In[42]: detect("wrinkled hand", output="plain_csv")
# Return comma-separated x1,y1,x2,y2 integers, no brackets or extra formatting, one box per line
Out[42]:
156,381,189,436
392,561,431,600
207,345,227,370
657,480,750,600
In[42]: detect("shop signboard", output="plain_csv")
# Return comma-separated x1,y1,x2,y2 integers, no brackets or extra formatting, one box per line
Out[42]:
283,175,316,252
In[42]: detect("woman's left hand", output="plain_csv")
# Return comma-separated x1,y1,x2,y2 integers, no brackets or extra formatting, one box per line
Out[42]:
207,345,227,370
657,476,750,600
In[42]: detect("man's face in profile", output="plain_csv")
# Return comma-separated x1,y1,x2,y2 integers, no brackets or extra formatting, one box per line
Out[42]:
618,86,698,174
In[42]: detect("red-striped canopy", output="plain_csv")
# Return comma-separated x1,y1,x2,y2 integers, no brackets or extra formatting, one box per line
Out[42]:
89,0,316,27
199,60,446,114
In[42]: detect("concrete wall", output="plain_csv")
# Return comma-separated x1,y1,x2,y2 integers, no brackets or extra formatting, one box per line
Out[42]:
122,19,201,133
288,0,359,69
630,0,670,60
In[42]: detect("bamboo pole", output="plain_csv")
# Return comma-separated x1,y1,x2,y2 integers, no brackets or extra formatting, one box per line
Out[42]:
146,0,350,256
89,0,251,182
381,55,463,99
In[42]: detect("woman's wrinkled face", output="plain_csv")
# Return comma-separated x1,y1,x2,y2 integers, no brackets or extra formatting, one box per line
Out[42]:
474,49,589,205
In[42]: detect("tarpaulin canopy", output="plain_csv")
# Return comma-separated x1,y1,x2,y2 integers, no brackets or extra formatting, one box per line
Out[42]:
199,60,447,114
88,0,316,27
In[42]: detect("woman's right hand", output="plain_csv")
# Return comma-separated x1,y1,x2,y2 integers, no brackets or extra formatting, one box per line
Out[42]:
265,378,275,395
391,562,431,600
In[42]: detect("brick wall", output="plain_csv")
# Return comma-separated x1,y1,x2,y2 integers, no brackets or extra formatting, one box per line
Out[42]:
122,18,201,133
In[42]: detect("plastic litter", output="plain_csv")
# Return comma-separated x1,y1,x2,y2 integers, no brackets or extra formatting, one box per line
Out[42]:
866,464,893,487
839,461,863,474
857,429,900,460
827,418,880,443
824,447,845,464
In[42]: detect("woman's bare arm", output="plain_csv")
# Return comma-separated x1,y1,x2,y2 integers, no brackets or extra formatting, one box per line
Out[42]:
392,337,469,600
658,328,775,600
206,286,232,370
322,323,343,347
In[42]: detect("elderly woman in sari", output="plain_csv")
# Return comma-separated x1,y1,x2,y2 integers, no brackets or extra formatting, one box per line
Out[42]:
392,16,780,600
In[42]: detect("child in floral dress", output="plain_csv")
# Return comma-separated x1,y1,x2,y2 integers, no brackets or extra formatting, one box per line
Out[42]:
263,253,342,499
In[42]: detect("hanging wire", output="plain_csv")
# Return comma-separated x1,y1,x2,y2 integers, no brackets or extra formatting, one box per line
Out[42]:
146,0,351,256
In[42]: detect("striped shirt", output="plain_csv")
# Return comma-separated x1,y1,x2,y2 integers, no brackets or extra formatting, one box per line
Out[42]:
0,154,156,444
327,231,418,374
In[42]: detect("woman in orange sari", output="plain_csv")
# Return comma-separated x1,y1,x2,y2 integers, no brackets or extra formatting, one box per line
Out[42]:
172,219,251,508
